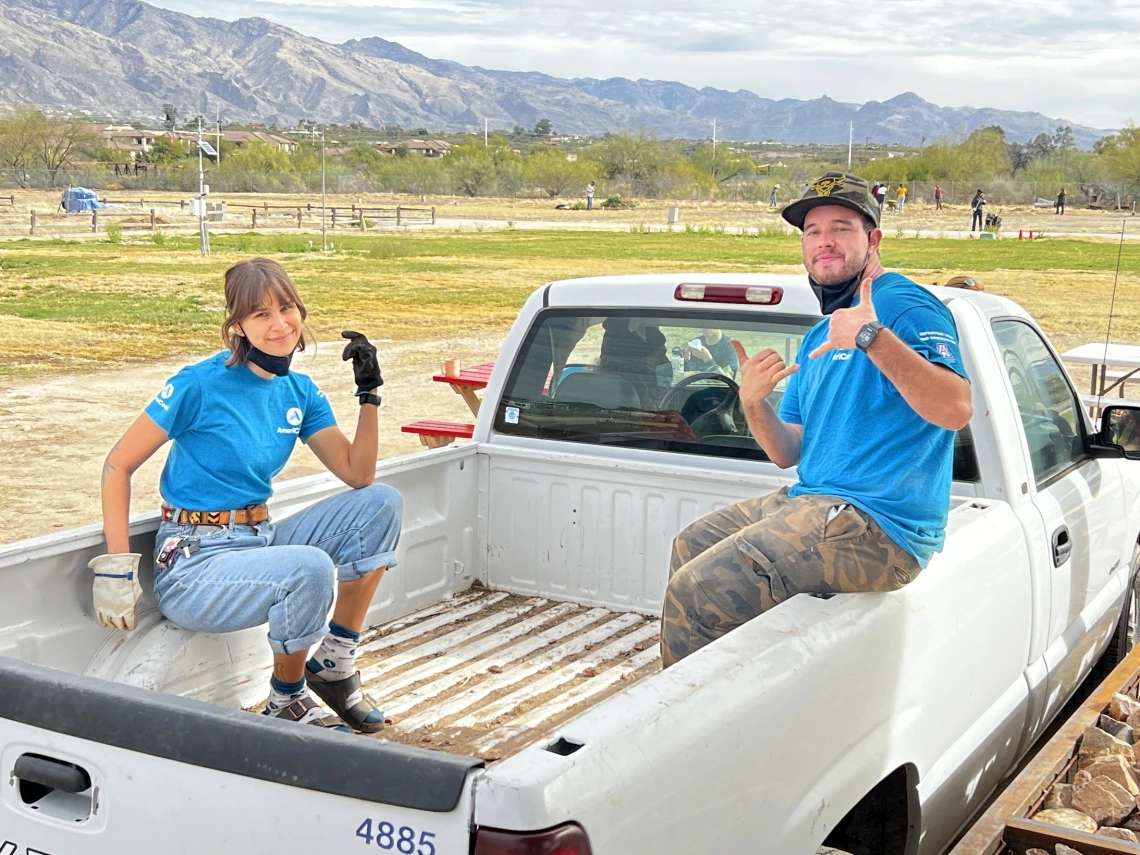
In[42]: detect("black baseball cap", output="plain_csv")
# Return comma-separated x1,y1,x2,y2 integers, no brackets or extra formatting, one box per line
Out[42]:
780,172,881,230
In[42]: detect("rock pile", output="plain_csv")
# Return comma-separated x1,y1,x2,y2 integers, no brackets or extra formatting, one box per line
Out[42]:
1030,692,1140,849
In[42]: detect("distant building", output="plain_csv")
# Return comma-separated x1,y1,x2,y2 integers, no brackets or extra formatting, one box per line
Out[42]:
376,139,452,157
79,124,162,159
222,130,298,153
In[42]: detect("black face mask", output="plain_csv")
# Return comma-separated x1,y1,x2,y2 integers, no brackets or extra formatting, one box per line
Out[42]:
247,345,294,377
808,255,871,315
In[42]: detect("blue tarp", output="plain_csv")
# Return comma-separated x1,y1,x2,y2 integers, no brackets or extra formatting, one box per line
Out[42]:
61,187,112,213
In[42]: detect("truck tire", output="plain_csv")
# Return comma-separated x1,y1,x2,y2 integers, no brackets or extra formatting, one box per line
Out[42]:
1099,544,1140,672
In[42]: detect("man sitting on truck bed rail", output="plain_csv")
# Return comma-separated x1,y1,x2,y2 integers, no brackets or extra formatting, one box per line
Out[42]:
661,172,973,667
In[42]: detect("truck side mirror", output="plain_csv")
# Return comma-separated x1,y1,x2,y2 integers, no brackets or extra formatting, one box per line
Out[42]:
1099,406,1140,459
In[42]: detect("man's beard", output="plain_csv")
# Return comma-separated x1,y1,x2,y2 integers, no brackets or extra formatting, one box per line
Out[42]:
807,251,870,315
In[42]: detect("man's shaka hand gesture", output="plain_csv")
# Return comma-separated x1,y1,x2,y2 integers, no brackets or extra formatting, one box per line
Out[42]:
809,276,877,359
731,340,799,404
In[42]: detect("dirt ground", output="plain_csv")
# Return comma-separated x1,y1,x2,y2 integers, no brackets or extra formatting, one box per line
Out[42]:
0,333,504,544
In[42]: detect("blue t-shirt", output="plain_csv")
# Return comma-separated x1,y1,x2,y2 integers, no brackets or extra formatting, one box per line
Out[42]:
778,273,968,567
145,352,337,510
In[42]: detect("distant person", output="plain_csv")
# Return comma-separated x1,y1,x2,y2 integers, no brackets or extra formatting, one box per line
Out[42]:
934,183,943,210
871,182,881,204
970,190,986,232
876,182,888,211
770,184,780,208
586,181,595,211
683,329,741,379
896,184,907,213
1055,188,1066,215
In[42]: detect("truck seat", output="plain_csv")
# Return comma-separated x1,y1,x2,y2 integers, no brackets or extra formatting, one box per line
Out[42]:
553,372,641,409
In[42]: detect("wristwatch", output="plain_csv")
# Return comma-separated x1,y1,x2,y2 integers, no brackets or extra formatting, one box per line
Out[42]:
358,393,383,407
855,321,885,352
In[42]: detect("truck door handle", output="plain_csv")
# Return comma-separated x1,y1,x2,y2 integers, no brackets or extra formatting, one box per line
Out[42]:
14,753,91,795
1052,526,1072,567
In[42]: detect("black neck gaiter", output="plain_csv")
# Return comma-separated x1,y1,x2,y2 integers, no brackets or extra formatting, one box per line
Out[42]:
808,256,872,315
247,346,293,377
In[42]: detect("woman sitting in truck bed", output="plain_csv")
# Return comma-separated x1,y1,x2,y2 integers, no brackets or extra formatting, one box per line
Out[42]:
89,257,402,733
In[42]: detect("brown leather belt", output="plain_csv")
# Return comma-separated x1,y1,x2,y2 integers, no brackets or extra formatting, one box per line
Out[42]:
161,504,270,526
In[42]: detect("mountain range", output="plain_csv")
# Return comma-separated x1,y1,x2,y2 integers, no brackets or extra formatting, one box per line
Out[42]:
0,0,1112,147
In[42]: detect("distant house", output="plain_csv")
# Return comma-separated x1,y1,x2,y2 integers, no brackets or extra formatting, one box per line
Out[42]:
79,124,161,160
222,130,298,153
377,139,451,157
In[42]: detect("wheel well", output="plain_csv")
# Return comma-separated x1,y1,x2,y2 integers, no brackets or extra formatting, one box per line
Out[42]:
822,765,919,855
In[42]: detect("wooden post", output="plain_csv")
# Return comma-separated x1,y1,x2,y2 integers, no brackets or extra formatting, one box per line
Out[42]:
252,209,258,229
359,211,366,232
150,208,156,230
30,210,36,236
264,202,268,212
331,209,337,229
431,206,436,225
307,203,312,212
296,209,302,228
92,210,98,233
397,205,402,227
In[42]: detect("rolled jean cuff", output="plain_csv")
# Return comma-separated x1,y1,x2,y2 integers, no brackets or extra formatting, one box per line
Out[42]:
269,622,328,656
336,549,398,582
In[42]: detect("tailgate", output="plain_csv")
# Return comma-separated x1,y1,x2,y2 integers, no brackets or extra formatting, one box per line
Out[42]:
0,658,481,855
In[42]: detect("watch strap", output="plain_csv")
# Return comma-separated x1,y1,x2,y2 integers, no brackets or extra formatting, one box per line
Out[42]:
358,393,383,407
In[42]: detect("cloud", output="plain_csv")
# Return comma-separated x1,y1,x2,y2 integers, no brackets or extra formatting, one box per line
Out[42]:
141,0,1140,127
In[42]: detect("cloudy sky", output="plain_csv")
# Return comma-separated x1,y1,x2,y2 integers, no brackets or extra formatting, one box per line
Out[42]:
145,0,1137,129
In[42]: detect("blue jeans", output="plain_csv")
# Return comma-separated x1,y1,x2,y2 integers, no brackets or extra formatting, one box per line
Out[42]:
153,484,403,655
587,196,593,210
897,198,905,213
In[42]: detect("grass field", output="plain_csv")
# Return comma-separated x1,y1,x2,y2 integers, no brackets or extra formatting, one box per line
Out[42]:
0,227,1138,379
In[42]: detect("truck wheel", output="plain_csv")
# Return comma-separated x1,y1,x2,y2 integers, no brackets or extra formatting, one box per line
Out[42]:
1100,545,1140,670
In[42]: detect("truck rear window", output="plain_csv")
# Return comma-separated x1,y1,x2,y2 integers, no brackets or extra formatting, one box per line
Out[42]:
492,309,814,462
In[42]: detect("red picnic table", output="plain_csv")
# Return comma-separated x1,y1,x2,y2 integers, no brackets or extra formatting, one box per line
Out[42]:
431,361,495,416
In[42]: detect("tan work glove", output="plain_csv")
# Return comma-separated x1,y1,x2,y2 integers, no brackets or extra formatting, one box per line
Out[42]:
88,553,144,631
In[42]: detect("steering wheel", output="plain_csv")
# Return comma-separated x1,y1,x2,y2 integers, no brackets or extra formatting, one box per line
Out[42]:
658,373,742,438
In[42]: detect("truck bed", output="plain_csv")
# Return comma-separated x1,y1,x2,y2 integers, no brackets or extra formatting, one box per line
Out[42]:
350,586,662,761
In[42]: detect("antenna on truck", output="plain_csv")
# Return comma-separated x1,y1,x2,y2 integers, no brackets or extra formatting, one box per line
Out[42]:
1097,220,1127,409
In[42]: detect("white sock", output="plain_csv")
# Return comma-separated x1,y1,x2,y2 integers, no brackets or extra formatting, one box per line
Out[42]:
308,622,360,681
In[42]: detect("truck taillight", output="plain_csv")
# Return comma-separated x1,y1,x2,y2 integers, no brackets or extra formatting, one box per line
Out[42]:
674,283,783,305
474,822,593,855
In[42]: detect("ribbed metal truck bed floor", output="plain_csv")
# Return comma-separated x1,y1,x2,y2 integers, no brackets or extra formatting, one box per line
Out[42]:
353,587,662,761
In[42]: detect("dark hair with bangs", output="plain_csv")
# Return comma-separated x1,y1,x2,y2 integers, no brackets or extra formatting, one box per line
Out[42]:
222,258,311,367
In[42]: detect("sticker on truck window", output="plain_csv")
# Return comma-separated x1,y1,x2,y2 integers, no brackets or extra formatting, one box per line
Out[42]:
356,819,436,854
504,406,519,425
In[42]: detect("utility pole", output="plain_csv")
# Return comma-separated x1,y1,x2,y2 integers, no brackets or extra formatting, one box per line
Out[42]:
848,121,853,170
196,116,210,257
216,105,221,165
320,127,327,252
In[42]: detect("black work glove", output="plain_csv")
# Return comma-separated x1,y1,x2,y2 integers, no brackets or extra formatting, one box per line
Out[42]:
341,330,384,395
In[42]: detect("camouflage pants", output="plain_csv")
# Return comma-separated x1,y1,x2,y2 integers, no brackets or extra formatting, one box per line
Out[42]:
660,487,921,667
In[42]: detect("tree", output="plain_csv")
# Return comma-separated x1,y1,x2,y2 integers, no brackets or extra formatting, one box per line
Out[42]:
588,130,672,194
0,107,40,188
1053,125,1075,151
689,142,754,184
524,147,590,196
35,114,96,186
533,118,553,137
138,137,184,165
1098,125,1140,192
448,144,496,196
162,103,178,131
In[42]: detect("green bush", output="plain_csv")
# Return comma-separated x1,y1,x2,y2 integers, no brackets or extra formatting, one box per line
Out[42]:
105,221,123,244
151,230,167,247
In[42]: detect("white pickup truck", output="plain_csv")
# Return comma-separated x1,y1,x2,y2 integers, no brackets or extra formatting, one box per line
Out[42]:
2,273,1139,855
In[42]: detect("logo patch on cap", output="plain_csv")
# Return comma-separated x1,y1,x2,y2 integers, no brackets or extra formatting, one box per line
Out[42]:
811,175,846,197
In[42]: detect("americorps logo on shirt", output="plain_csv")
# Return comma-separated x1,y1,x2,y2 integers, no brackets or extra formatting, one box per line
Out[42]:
152,383,175,411
277,406,304,435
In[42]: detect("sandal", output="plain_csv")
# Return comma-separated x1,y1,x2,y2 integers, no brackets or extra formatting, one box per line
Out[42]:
305,668,386,733
263,694,351,732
